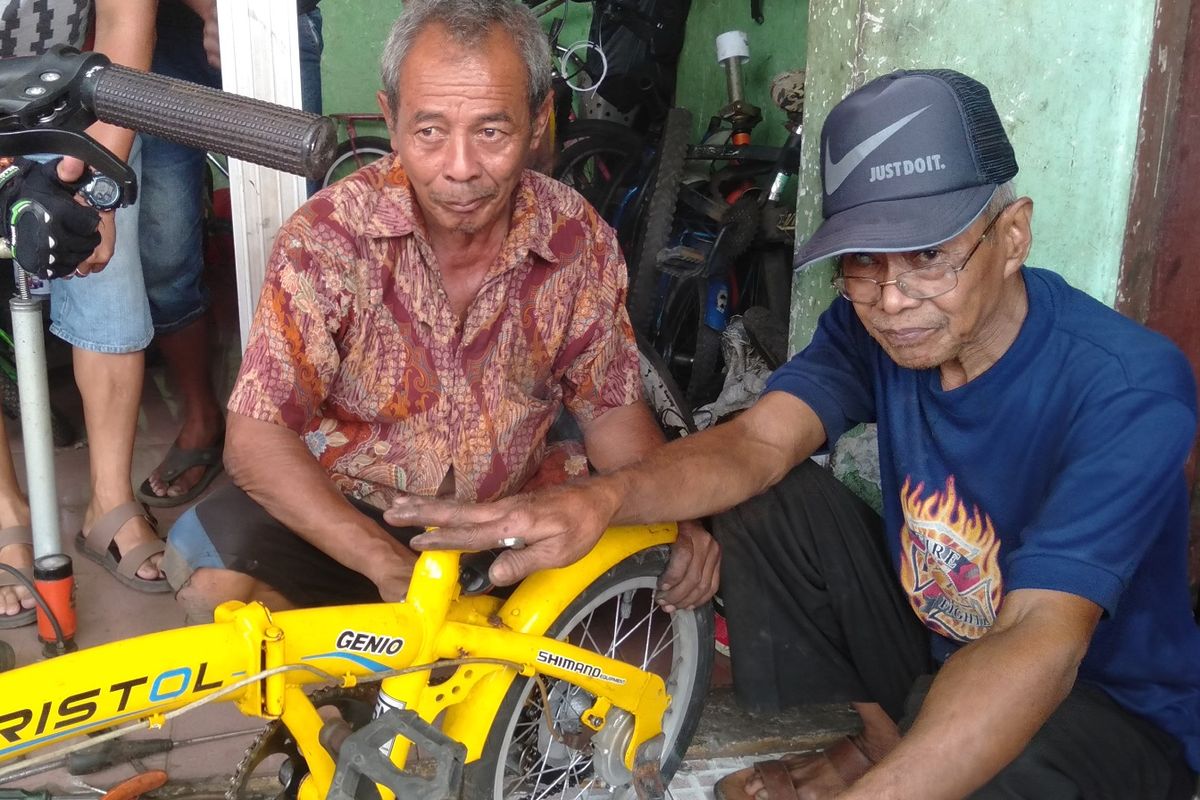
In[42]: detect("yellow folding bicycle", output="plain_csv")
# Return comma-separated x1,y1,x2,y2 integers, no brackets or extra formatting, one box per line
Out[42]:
0,524,713,800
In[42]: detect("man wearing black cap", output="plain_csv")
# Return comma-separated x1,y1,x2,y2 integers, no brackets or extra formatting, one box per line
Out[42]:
385,69,1200,798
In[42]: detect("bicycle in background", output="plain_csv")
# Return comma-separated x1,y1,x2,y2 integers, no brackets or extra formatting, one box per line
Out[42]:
627,36,804,410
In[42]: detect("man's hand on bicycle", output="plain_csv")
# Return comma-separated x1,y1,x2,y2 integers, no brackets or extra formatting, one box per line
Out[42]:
0,157,113,279
658,519,720,612
386,486,722,610
386,482,618,589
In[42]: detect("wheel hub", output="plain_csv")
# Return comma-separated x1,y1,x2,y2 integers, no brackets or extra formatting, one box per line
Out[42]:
590,709,634,788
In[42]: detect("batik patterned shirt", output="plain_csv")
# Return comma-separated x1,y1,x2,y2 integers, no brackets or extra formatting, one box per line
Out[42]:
229,157,641,508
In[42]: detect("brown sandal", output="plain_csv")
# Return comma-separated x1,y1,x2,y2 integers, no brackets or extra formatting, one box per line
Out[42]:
713,737,874,800
75,502,170,593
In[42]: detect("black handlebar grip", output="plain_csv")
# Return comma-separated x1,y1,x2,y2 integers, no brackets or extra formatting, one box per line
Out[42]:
84,64,336,181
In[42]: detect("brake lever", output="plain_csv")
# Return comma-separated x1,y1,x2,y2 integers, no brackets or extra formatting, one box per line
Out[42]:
0,128,136,207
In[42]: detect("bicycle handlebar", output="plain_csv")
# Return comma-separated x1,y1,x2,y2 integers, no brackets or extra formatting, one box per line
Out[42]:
0,46,336,181
86,65,336,180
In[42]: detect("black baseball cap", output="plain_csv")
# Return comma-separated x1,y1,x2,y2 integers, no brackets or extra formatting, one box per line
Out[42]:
794,69,1018,270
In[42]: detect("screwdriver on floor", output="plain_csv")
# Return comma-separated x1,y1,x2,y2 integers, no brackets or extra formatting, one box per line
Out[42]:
1,729,261,782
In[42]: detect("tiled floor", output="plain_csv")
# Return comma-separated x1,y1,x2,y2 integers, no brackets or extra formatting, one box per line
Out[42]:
0,315,849,798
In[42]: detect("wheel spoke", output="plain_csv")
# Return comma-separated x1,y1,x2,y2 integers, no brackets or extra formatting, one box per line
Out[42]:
487,565,709,800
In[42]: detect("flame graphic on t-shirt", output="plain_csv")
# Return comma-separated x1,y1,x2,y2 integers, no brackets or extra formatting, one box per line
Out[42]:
897,476,1003,642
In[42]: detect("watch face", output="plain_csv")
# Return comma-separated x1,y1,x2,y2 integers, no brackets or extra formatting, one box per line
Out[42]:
81,175,121,209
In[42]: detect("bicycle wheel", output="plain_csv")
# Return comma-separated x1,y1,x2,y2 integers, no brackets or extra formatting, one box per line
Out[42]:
637,330,695,440
656,278,725,410
321,136,393,188
553,122,645,225
0,372,78,448
463,545,713,800
625,108,692,337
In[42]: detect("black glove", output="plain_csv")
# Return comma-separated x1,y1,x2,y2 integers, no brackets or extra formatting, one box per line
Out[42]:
0,157,101,279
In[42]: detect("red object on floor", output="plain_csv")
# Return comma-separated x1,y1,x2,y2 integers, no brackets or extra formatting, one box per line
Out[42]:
714,608,730,657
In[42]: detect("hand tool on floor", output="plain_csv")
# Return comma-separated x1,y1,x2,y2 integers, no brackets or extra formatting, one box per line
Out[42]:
0,729,262,783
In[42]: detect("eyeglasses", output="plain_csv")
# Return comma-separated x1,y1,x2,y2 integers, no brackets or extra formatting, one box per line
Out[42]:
831,208,1007,305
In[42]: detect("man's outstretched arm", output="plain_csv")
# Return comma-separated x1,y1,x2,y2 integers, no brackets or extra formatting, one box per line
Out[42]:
577,401,719,611
386,390,827,586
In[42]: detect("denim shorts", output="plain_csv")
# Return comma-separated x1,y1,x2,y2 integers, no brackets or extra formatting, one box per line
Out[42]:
47,138,154,353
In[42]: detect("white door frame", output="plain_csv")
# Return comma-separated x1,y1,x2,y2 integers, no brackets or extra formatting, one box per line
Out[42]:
216,0,308,349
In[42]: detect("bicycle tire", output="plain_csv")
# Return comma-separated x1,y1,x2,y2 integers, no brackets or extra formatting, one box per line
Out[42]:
626,108,691,337
321,136,392,189
0,372,77,448
637,330,695,440
656,278,725,409
463,545,713,800
554,125,645,225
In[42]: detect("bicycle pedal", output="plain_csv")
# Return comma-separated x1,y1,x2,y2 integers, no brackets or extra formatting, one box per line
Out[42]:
657,246,708,279
657,245,706,266
327,709,465,800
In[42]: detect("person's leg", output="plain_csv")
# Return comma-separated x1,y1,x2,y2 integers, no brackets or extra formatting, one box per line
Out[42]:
0,415,32,620
298,7,324,196
164,483,417,622
137,28,223,504
712,459,930,798
716,458,930,718
895,677,1197,800
49,139,160,582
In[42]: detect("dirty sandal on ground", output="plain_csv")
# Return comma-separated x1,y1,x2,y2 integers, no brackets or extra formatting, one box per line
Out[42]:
713,737,872,800
0,525,35,628
75,502,170,593
136,443,224,508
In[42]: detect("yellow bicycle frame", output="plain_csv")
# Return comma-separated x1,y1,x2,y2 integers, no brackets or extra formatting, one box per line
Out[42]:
0,524,677,800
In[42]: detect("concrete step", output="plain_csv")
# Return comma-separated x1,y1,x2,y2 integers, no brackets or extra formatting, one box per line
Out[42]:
685,688,860,760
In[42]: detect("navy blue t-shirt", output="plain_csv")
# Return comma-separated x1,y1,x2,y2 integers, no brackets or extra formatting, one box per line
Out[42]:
766,267,1200,770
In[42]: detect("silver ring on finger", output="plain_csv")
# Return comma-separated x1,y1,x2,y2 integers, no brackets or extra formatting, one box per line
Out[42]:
498,536,526,550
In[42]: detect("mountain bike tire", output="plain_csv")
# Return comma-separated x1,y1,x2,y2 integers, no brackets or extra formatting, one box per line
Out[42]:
626,108,692,337
463,544,713,800
0,373,78,448
656,277,725,409
321,136,392,189
637,330,695,440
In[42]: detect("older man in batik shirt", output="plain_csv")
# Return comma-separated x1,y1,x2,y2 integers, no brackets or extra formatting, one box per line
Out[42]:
162,0,720,617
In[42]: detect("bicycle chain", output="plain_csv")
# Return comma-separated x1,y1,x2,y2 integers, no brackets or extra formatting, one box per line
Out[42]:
226,684,378,800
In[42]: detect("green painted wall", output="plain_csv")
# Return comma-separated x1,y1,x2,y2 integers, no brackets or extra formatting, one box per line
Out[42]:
790,0,1156,352
319,0,402,138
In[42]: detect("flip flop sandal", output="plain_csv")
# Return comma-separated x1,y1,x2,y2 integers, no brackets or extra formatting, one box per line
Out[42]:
0,525,36,628
135,443,224,509
75,502,171,593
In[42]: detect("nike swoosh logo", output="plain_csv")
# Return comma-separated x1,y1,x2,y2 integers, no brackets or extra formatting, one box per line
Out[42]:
824,105,931,194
